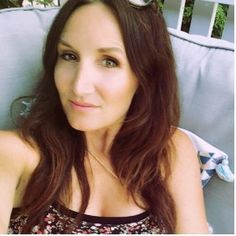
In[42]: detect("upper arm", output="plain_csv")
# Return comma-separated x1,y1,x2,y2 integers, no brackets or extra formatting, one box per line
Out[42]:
168,129,209,234
0,131,27,233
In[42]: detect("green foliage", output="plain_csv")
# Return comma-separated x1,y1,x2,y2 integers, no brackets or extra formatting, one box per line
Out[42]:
182,0,194,25
0,0,55,8
180,0,194,32
0,0,230,39
31,0,56,6
157,0,164,12
180,0,228,38
212,4,228,38
0,0,23,8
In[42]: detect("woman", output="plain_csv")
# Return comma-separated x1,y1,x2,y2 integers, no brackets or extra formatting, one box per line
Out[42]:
0,0,209,233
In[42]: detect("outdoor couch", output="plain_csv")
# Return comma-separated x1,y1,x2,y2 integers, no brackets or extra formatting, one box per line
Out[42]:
0,7,234,234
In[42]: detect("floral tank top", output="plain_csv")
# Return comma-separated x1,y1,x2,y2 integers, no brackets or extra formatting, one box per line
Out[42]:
8,202,166,234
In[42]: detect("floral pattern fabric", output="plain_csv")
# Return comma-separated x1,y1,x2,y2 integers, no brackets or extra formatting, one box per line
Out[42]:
8,203,166,234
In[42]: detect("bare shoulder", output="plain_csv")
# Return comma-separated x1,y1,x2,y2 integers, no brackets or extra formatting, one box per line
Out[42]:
168,128,208,233
0,130,27,168
170,128,197,160
168,127,200,189
0,130,40,192
0,130,39,233
0,130,39,169
0,130,40,232
0,129,40,188
0,130,40,201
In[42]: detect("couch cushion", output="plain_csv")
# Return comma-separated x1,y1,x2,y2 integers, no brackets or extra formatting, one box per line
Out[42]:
169,28,234,233
169,28,234,166
0,7,234,233
0,7,59,129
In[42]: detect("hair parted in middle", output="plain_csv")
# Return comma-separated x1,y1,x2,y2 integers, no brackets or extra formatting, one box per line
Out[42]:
18,0,180,233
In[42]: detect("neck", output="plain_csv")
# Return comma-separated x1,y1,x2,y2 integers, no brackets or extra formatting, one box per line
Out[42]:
85,127,120,157
85,128,120,182
87,150,118,180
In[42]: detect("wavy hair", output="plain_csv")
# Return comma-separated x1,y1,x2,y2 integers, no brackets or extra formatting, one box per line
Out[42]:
17,0,180,233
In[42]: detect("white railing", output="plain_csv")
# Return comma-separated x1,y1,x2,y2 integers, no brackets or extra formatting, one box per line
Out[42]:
162,0,234,42
59,0,234,42
22,0,234,42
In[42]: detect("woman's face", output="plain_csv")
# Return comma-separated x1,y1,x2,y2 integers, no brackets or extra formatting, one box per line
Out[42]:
54,2,138,132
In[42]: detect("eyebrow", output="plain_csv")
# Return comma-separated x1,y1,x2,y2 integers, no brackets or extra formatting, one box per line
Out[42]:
58,39,125,56
98,47,125,56
58,39,77,52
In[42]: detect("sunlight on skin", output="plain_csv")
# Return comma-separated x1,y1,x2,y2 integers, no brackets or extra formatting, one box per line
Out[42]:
54,3,138,158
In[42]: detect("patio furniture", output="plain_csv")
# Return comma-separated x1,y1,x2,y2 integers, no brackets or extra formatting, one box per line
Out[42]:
0,5,234,233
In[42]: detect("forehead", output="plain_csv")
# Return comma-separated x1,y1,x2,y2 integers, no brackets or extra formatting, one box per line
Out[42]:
61,3,124,50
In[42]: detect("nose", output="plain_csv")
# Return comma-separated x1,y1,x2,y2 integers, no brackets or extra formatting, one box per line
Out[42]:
72,61,95,96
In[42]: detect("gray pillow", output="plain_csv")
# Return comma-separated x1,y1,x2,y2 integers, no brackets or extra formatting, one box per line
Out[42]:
0,7,58,129
169,28,234,233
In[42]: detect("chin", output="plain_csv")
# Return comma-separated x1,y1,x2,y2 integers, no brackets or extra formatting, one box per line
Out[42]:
67,120,99,132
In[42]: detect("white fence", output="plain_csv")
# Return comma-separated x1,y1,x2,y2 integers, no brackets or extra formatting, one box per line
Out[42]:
23,0,234,42
162,0,234,42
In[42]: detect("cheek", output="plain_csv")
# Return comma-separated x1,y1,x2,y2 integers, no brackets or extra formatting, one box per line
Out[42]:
101,74,138,105
54,63,73,93
54,66,60,91
113,74,137,98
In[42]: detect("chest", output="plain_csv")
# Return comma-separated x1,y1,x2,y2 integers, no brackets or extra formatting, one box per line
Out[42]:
14,160,146,217
68,167,146,217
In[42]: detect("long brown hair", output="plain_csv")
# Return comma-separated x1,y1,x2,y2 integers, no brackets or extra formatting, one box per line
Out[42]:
17,0,179,233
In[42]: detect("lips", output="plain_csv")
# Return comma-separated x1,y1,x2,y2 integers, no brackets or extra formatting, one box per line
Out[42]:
70,100,99,109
